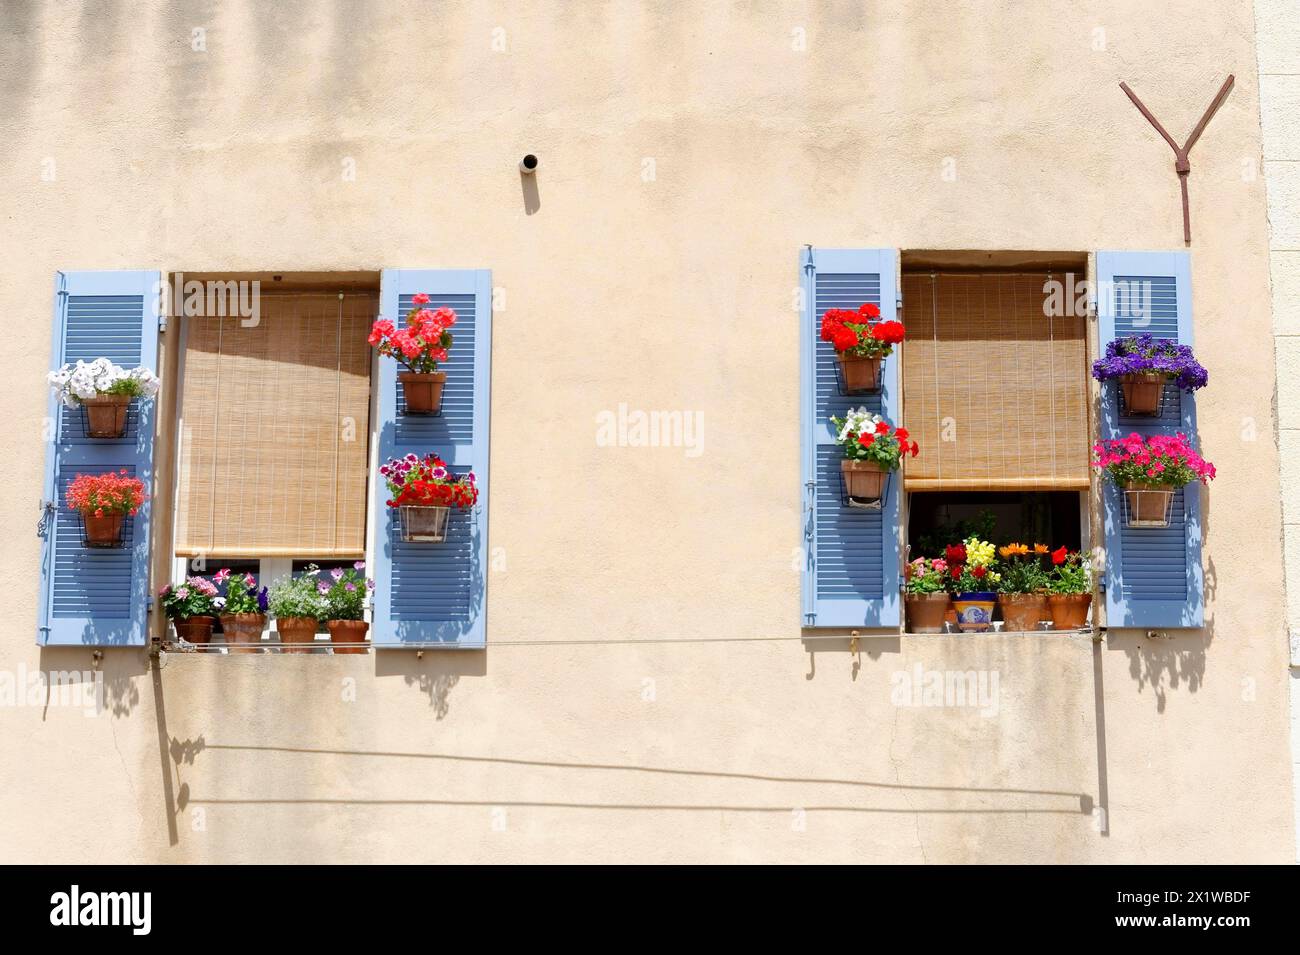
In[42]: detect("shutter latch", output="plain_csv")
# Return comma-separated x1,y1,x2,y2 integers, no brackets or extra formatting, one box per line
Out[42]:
36,500,55,538
803,480,815,539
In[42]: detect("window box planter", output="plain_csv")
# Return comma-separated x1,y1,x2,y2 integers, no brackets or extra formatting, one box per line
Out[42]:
398,371,446,415
172,615,215,645
327,619,369,654
998,592,1048,631
1047,593,1092,630
1119,372,1168,417
276,616,319,653
220,613,266,653
952,592,997,632
399,504,451,542
81,394,132,438
1123,482,1175,528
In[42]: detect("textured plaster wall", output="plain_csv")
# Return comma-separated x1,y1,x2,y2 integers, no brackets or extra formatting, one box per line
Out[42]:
1254,0,1300,861
0,0,1293,863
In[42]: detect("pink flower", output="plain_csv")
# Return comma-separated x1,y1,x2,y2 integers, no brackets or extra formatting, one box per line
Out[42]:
214,568,231,584
354,561,366,571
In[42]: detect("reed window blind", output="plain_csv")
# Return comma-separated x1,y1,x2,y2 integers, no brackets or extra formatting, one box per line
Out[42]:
901,272,1089,491
174,292,375,558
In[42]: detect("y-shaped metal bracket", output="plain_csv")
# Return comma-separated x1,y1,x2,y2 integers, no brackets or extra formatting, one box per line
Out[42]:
1119,75,1235,244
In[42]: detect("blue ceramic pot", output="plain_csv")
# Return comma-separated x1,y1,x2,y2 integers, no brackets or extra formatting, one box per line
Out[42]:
951,592,997,632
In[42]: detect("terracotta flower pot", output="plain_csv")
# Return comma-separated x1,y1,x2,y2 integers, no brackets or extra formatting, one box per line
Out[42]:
327,619,369,654
905,593,950,633
841,459,889,503
1048,593,1092,630
1124,482,1175,527
952,592,997,632
998,593,1049,632
399,371,446,415
1120,372,1168,416
220,613,267,654
173,615,215,645
398,504,451,542
837,353,882,393
82,512,124,548
81,394,132,438
277,616,319,653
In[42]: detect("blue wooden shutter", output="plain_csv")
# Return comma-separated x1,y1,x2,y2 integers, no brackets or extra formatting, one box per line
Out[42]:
38,270,160,646
800,248,901,627
1095,251,1203,628
372,269,491,648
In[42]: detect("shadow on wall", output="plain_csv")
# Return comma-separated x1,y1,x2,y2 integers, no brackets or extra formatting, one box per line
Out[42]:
37,646,146,718
374,648,486,717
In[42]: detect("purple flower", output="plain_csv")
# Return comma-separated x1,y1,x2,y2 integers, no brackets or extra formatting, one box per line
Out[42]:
353,561,365,571
330,567,344,580
256,587,269,612
345,582,356,592
317,581,330,594
1092,334,1207,392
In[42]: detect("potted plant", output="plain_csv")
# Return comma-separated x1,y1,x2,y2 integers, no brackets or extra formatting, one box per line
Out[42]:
1091,334,1208,416
48,358,160,438
828,408,918,506
945,538,1002,632
996,543,1050,631
1092,432,1215,527
159,576,219,646
215,569,268,654
64,470,147,547
318,563,374,655
381,453,478,542
1046,547,1092,630
903,557,951,633
819,304,906,393
369,293,458,414
267,570,328,653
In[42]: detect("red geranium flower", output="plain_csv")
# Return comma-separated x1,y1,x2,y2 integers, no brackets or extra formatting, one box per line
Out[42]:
858,303,881,320
972,565,987,579
1052,546,1069,565
945,543,967,565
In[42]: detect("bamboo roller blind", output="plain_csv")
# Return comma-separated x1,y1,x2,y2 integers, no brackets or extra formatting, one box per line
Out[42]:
901,272,1089,491
175,292,375,558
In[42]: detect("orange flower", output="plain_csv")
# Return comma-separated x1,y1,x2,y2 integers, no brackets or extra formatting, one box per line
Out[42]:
999,542,1029,559
1033,543,1049,554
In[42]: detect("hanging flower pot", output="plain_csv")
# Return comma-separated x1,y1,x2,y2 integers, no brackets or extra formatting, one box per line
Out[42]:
82,512,125,548
172,615,215,646
382,453,478,542
829,408,917,507
819,303,905,395
370,294,457,416
1048,593,1092,630
327,619,369,654
1092,334,1207,416
399,504,451,542
1093,433,1214,530
65,470,146,550
1119,373,1168,416
81,395,132,438
398,371,446,415
840,460,887,503
1124,482,1175,527
48,358,160,439
276,616,319,653
952,592,998,632
837,354,882,394
220,613,267,653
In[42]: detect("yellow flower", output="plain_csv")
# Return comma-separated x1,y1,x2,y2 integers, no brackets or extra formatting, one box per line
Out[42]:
964,536,997,568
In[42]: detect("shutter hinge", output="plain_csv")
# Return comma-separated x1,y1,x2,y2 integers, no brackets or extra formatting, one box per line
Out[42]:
36,500,55,538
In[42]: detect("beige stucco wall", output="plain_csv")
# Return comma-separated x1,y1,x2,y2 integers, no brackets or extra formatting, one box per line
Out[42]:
0,0,1294,863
